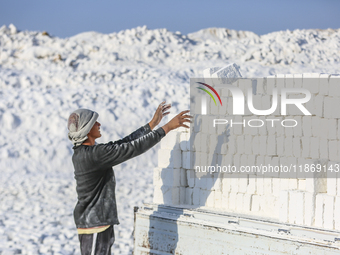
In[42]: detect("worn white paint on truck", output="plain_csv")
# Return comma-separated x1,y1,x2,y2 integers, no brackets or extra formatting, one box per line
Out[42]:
134,204,340,255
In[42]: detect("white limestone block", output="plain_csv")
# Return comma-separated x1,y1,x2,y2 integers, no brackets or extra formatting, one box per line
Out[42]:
284,137,293,157
161,131,180,150
334,196,340,229
276,74,285,89
304,192,315,226
193,187,200,206
272,178,280,196
193,132,201,152
328,140,338,161
206,190,215,207
279,191,289,223
255,78,265,94
295,191,305,225
199,189,208,206
236,135,245,155
324,195,335,230
163,186,180,205
248,155,256,169
292,137,301,158
256,177,264,195
194,172,207,189
293,73,303,88
185,187,193,205
179,132,189,151
238,177,248,194
327,178,337,196
314,95,324,117
285,74,294,88
211,63,242,85
329,74,340,97
252,136,260,155
263,178,272,194
153,185,164,204
311,116,321,137
236,193,244,211
203,67,221,78
301,137,310,158
206,174,214,191
179,187,186,204
314,194,324,228
320,138,328,159
276,136,284,156
310,137,320,159
221,192,229,209
319,73,330,95
153,167,162,186
222,175,232,193
293,116,302,137
288,178,298,190
324,96,340,119
179,168,187,187
267,135,277,156
243,194,252,212
244,135,252,155
199,151,209,166
305,177,327,193
158,148,181,168
214,191,223,208
259,136,267,156
336,177,340,196
258,116,268,136
298,179,306,191
229,192,237,210
233,154,241,171
194,115,202,133
182,151,195,170
288,191,298,224
302,73,320,94
266,75,276,93
247,177,256,194
302,116,312,137
251,194,260,212
160,168,181,186
187,170,195,188
327,119,337,140
280,179,289,191
213,172,222,191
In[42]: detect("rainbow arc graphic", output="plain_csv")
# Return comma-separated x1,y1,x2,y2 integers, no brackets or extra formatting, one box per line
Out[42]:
196,82,223,106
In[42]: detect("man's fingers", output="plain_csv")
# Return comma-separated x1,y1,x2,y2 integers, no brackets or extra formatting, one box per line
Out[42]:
163,111,170,116
181,115,193,119
179,110,190,116
162,105,171,112
181,124,190,128
182,119,192,123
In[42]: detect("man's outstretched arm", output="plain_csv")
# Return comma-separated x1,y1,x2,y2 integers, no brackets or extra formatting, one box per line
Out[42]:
113,101,171,145
96,110,192,168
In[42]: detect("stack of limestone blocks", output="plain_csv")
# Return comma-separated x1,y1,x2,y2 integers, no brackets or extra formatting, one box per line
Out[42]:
154,73,340,231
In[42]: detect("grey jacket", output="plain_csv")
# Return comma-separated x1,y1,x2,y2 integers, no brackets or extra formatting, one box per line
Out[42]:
71,123,166,228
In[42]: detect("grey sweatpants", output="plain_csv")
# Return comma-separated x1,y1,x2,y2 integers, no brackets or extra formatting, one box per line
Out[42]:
78,225,115,255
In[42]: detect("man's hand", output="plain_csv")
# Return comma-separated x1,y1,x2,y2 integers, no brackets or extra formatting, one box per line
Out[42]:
162,110,192,134
149,101,171,130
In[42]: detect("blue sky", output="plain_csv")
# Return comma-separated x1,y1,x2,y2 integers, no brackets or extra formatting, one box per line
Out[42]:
0,0,339,38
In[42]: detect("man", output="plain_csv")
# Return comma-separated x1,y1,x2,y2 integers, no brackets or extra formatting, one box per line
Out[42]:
67,101,191,255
